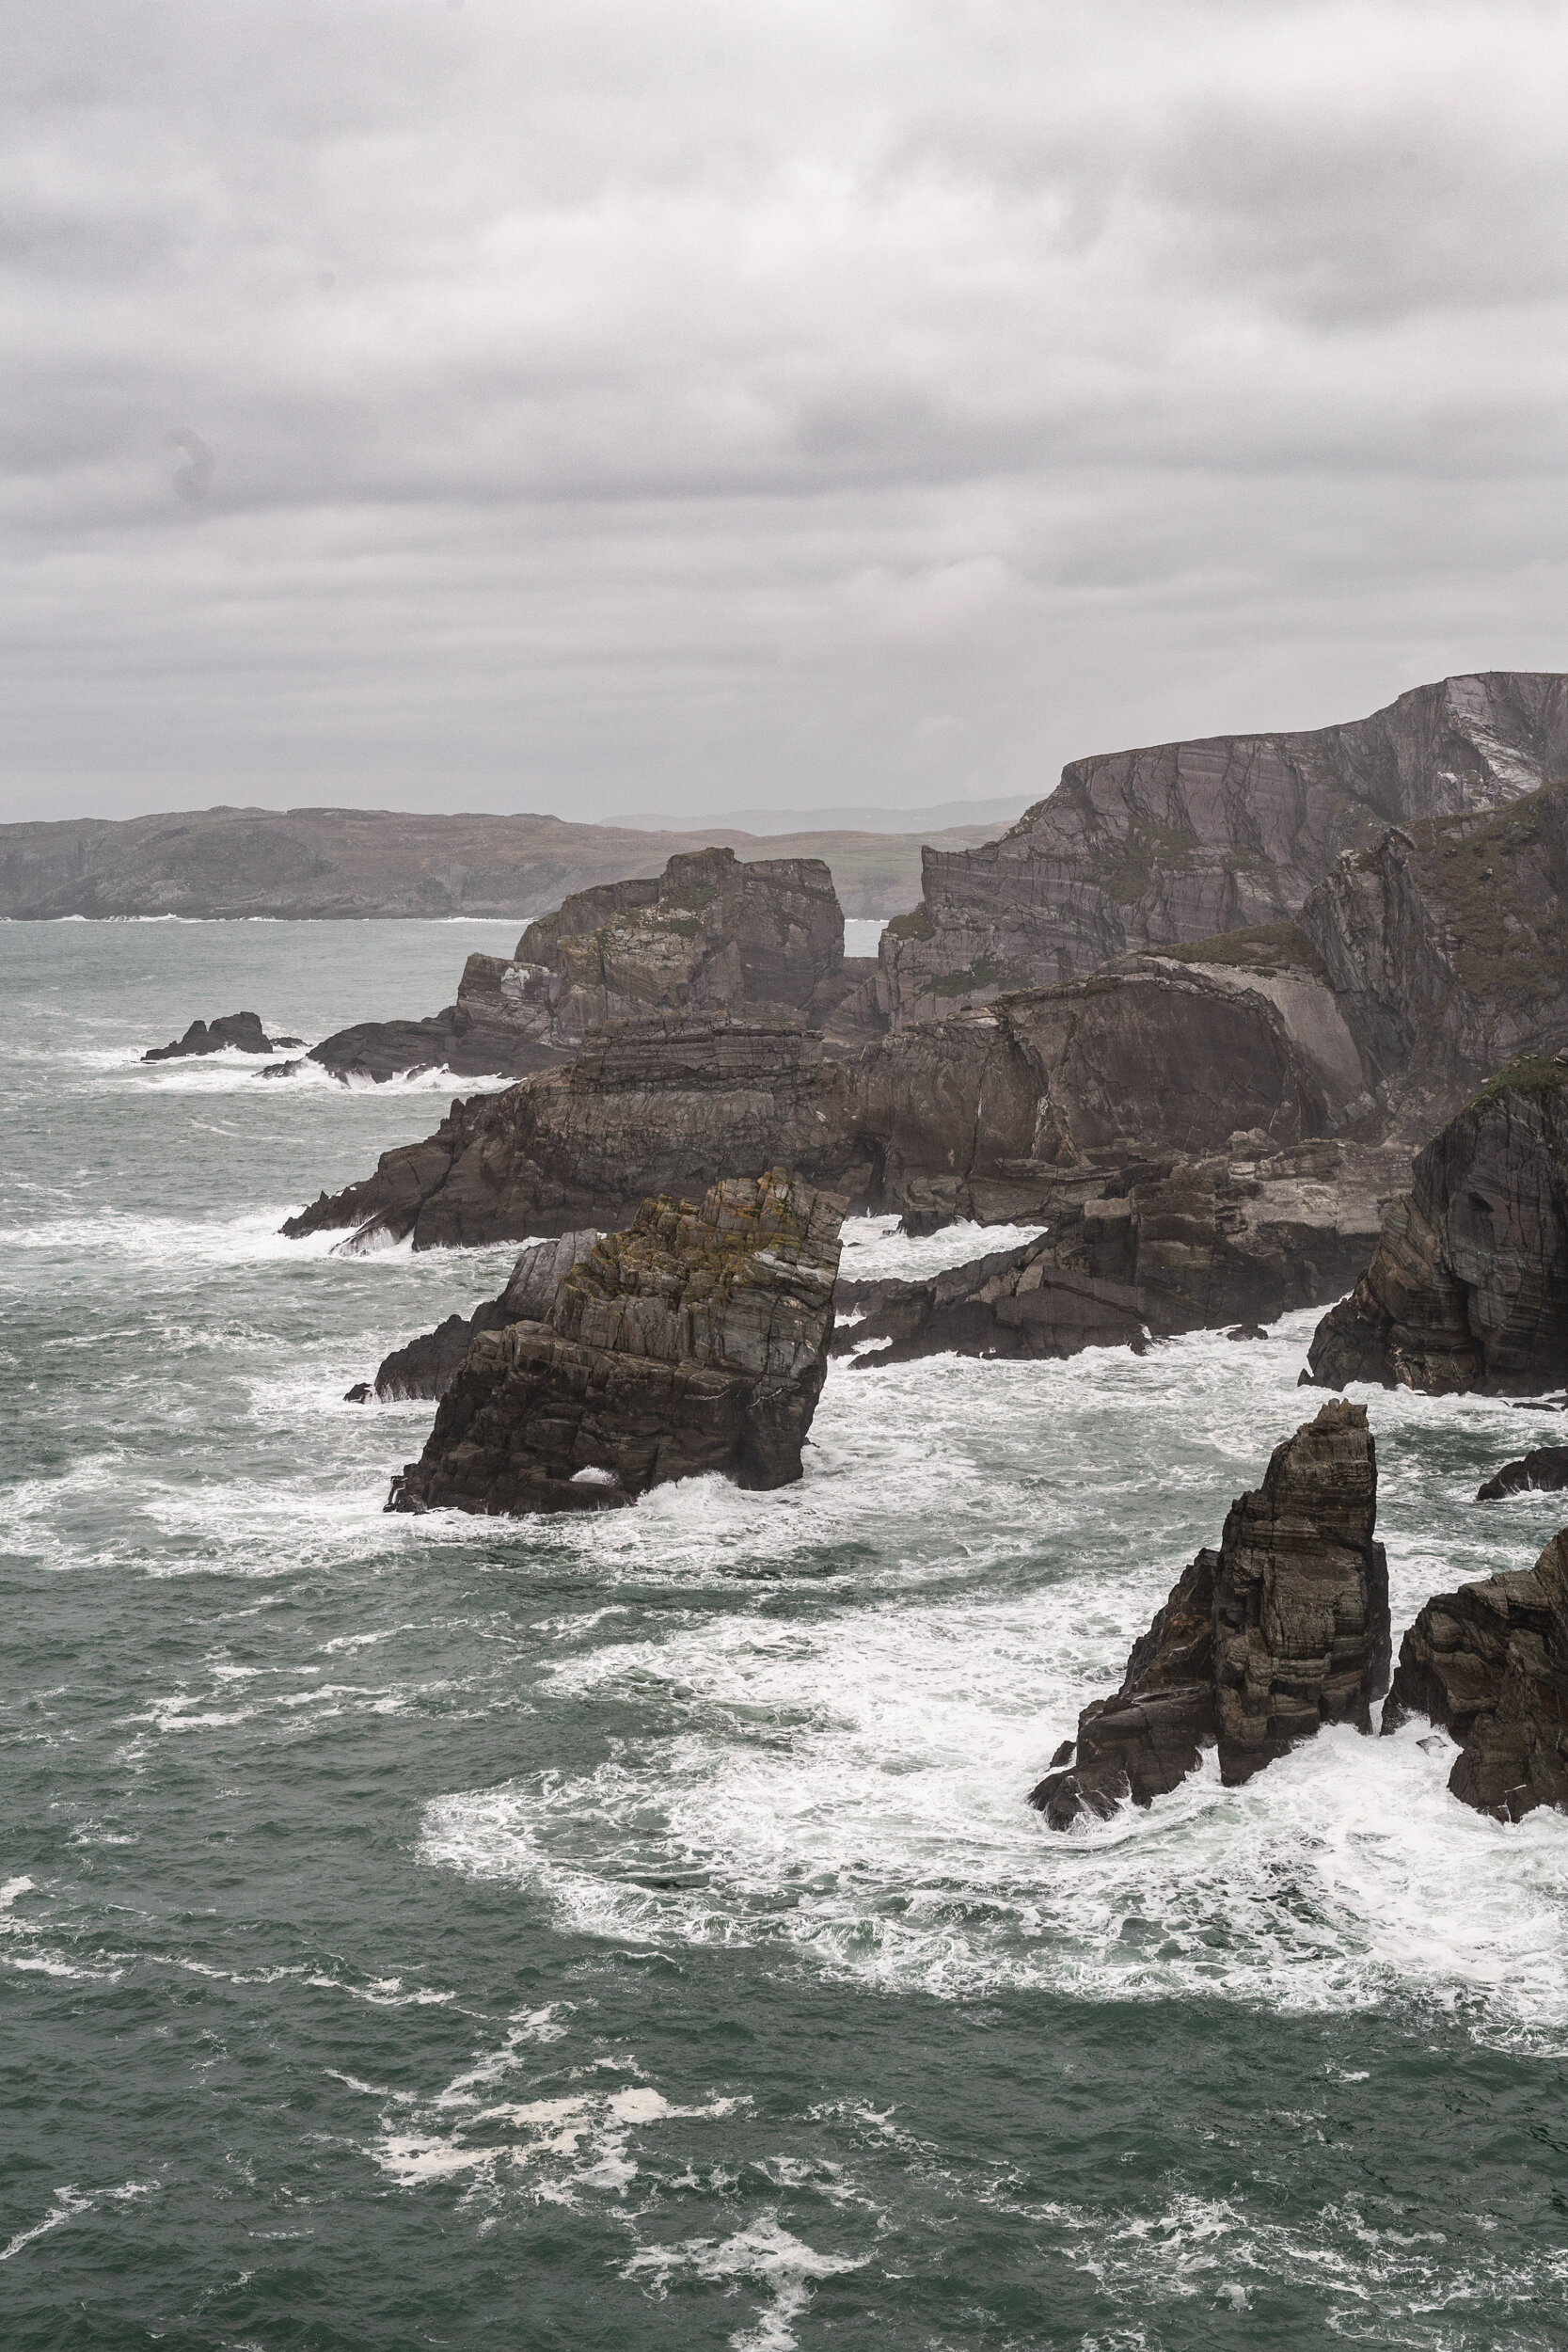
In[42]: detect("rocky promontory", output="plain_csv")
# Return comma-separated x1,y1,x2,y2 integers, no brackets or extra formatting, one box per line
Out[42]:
874,673,1568,1026
360,1231,599,1402
1032,1401,1389,1828
1305,1057,1568,1395
1382,1532,1568,1821
388,1169,843,1516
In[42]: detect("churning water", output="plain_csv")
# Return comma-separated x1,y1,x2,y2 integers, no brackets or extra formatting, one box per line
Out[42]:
4,919,1568,2350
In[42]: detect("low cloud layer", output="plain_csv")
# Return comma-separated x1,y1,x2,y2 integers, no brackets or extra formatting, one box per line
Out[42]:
5,0,1567,823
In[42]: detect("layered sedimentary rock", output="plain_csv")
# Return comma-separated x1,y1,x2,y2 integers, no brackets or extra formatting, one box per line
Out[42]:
1382,1533,1568,1821
1297,776,1568,1141
286,1017,865,1252
364,1231,599,1402
1477,1447,1568,1502
308,846,869,1081
1306,1059,1568,1395
388,1170,843,1516
875,673,1568,1025
1031,1401,1389,1827
284,961,1347,1253
836,1142,1406,1367
144,1011,299,1060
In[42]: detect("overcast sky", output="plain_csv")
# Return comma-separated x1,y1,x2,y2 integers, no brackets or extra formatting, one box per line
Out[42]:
6,0,1568,826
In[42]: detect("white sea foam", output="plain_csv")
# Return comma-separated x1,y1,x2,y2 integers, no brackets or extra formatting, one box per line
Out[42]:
0,2181,156,2265
836,1212,1045,1282
623,2215,868,2352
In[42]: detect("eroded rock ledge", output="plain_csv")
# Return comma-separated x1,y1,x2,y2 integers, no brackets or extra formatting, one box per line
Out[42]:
387,1169,844,1517
1382,1533,1568,1821
1031,1402,1389,1828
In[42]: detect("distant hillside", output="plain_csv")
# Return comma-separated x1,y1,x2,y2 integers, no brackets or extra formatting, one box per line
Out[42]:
0,805,1010,923
642,795,1035,835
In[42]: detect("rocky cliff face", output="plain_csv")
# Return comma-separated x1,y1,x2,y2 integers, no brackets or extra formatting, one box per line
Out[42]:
1032,1401,1389,1828
364,1232,600,1402
307,846,865,1081
388,1170,843,1517
1306,1059,1568,1395
876,674,1568,1025
836,1141,1406,1367
1382,1533,1568,1821
283,955,1350,1253
284,1017,866,1251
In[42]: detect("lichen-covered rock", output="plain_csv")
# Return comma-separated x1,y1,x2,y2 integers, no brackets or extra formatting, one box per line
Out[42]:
1305,1059,1568,1395
878,673,1568,1024
144,1011,295,1060
365,1232,600,1402
387,1171,844,1517
1476,1446,1568,1502
836,1141,1405,1368
1382,1533,1568,1822
1031,1401,1389,1827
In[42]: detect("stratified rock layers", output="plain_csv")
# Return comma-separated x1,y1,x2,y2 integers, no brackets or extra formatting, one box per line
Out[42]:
1382,1533,1568,1822
388,1170,844,1517
879,672,1568,1023
1307,1061,1568,1395
1031,1401,1389,1827
370,1232,600,1402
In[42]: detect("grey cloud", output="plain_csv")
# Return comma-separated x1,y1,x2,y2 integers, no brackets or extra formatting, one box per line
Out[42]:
2,0,1567,823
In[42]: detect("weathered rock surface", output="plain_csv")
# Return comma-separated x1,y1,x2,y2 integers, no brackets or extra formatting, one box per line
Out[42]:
366,1232,600,1402
388,1170,843,1517
877,673,1568,1025
1031,1401,1389,1827
1381,1532,1568,1821
283,958,1355,1254
1305,1059,1568,1395
307,846,869,1081
144,1011,299,1060
285,1017,866,1251
1476,1447,1568,1502
836,1142,1407,1367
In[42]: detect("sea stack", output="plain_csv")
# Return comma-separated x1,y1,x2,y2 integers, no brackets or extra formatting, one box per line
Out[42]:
1032,1400,1389,1828
1381,1532,1568,1821
387,1168,844,1517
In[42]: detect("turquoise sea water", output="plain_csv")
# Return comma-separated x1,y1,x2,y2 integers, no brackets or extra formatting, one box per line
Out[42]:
4,919,1568,2351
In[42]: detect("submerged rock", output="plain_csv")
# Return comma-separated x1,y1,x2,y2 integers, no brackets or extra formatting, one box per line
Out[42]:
1382,1532,1568,1822
144,1011,298,1060
1476,1447,1568,1502
387,1170,844,1517
1031,1401,1389,1828
363,1232,600,1403
1305,1057,1568,1395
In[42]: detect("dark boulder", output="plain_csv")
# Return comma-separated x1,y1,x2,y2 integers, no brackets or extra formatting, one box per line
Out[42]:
1031,1401,1389,1827
1305,1058,1568,1395
1382,1532,1568,1822
144,1011,296,1060
1477,1447,1568,1502
388,1170,843,1518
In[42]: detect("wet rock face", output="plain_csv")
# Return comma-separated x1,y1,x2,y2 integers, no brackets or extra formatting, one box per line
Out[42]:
1477,1447,1568,1502
388,1171,844,1518
285,1017,864,1252
1383,1533,1568,1822
836,1142,1406,1369
1306,1063,1568,1396
144,1011,296,1060
366,1232,600,1403
1032,1401,1389,1828
879,673,1568,1024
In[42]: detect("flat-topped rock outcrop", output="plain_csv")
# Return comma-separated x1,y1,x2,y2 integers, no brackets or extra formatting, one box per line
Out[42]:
1382,1532,1568,1821
876,673,1568,1026
1306,1058,1568,1395
1032,1401,1389,1828
144,1011,300,1060
836,1141,1407,1367
388,1170,844,1517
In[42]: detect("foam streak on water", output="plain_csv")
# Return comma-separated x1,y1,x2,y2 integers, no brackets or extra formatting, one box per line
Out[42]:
4,920,1568,2351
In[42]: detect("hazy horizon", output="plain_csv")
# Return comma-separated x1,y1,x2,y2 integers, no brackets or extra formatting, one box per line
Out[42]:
7,2,1568,827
